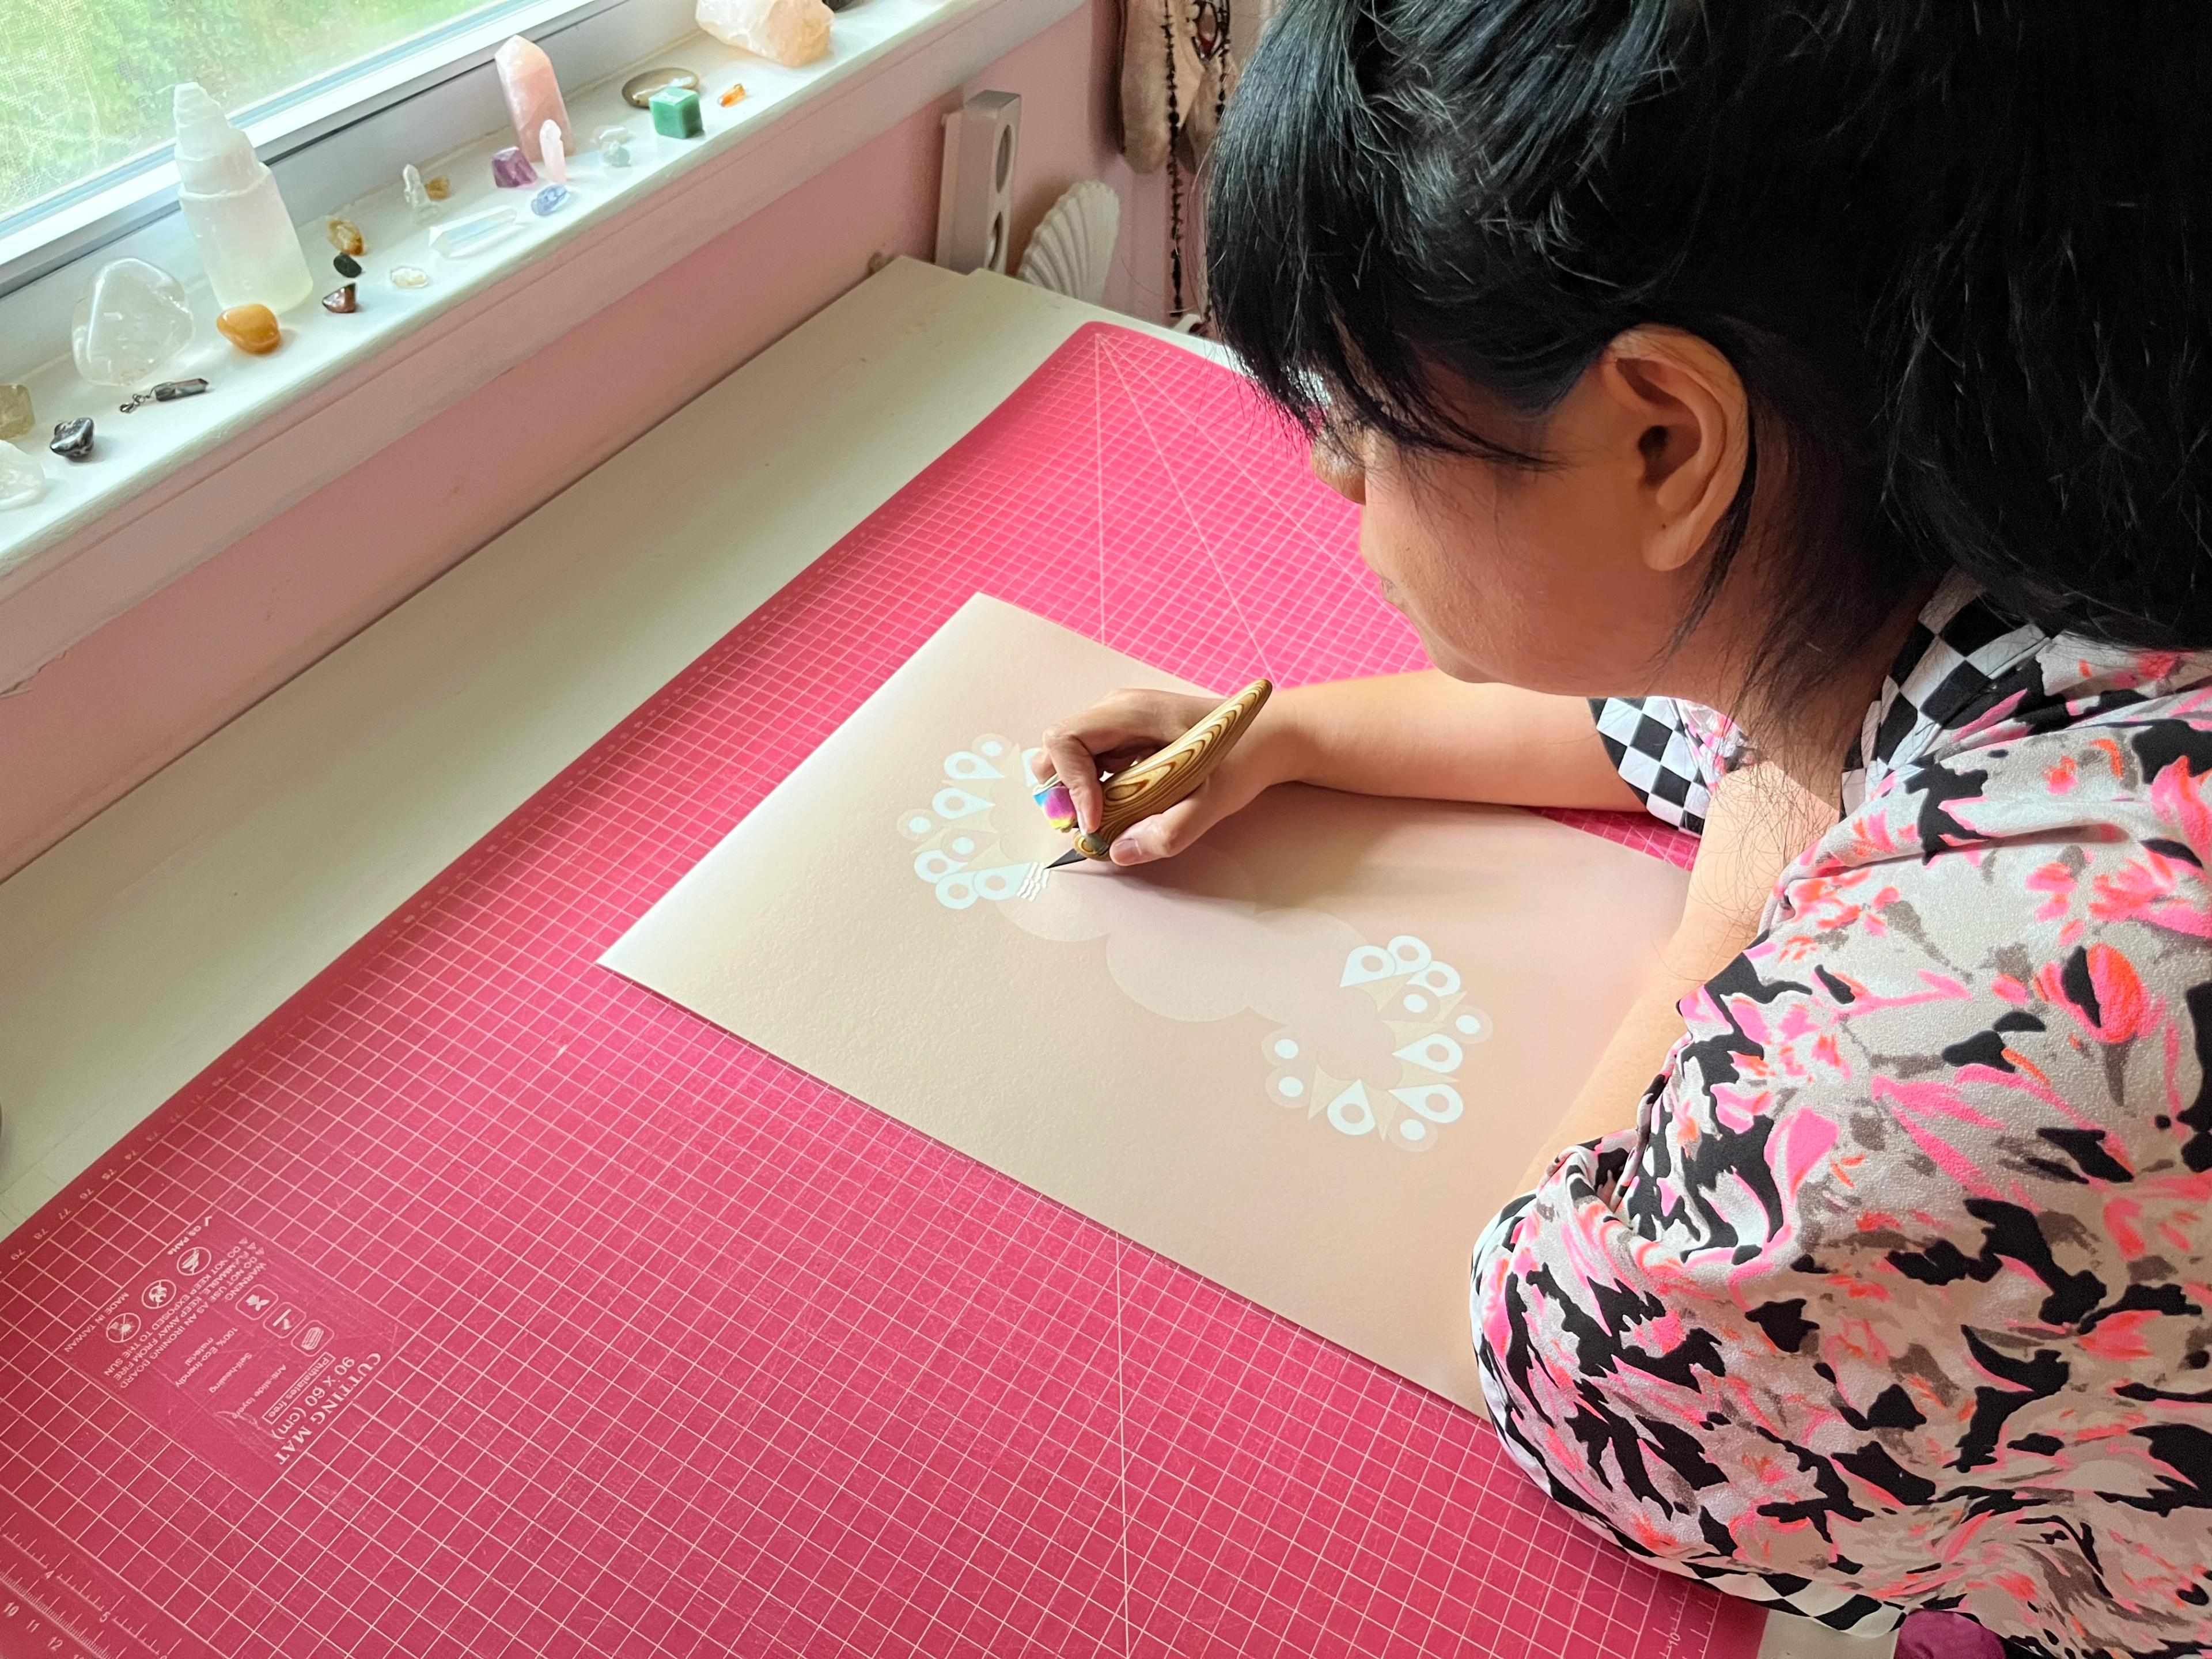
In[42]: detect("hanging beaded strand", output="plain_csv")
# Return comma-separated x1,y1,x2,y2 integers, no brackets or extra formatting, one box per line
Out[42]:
1195,0,1229,329
1162,0,1232,327
1161,0,1185,317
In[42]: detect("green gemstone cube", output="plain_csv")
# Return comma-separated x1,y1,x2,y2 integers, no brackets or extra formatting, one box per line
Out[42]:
649,86,704,139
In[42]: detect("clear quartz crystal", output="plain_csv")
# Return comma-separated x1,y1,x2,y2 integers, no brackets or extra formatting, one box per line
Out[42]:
402,164,445,225
429,209,522,259
0,441,48,510
540,121,567,184
595,124,633,169
71,259,195,388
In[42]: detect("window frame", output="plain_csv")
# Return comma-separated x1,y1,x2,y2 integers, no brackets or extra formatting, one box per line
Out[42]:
0,0,1093,696
0,0,696,298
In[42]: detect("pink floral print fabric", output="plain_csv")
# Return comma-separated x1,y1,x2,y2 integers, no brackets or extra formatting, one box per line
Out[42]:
1476,579,2212,1658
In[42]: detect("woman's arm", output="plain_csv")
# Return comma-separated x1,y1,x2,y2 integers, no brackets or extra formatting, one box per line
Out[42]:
1034,672,1640,862
1510,757,1840,1190
1268,672,1642,808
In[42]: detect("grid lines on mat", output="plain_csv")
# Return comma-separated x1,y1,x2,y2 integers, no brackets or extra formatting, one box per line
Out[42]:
0,323,1734,1659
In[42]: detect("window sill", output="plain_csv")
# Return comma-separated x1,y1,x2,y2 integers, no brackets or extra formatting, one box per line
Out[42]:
0,0,1078,692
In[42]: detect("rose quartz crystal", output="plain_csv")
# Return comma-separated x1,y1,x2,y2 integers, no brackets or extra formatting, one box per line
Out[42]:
494,36,573,162
696,0,832,68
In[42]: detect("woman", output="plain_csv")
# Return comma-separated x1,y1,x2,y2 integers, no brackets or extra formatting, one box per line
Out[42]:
1033,4,2212,1654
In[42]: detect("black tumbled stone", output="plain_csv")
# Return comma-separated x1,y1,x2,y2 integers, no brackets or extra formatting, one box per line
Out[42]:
334,252,363,278
50,416,93,461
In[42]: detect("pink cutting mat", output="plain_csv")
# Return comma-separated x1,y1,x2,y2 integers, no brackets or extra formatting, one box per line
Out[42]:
0,323,1747,1659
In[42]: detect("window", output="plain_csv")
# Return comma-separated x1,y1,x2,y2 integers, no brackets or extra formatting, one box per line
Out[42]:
0,0,536,227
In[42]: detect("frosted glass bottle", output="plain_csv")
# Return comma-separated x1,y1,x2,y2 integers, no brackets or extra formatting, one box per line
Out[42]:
172,83,315,313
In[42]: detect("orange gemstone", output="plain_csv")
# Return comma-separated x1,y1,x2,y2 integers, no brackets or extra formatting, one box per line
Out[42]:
719,82,747,107
424,175,450,200
216,303,282,355
325,217,365,256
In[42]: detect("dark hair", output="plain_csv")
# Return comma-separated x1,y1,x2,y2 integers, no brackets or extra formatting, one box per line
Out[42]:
1207,0,2212,700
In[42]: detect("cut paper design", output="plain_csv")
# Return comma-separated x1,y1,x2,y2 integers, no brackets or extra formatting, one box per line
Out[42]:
1262,936,1490,1154
900,747,1494,1153
603,594,1692,1411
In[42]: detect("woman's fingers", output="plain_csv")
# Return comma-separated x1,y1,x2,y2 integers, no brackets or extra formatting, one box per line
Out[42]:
1107,752,1272,865
1035,690,1213,834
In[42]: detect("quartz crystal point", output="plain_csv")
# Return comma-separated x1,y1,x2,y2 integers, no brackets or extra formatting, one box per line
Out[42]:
596,126,633,168
696,0,831,67
0,384,32,441
495,35,573,162
71,259,195,388
430,210,522,259
402,163,445,225
0,441,47,509
540,120,567,184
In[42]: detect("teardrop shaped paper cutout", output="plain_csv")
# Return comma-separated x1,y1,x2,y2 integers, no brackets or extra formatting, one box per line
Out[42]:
932,787,991,819
1391,1083,1465,1124
1387,935,1433,972
943,751,1005,781
1394,1034,1465,1075
969,864,1032,902
1412,961,1461,996
1325,1079,1377,1137
914,849,968,882
1342,945,1395,987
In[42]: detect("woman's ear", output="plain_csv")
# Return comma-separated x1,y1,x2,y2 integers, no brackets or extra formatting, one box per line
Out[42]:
1593,327,1749,575
1310,425,1367,504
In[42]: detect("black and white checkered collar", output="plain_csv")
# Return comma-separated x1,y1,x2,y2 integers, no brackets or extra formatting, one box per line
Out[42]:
1839,575,2212,812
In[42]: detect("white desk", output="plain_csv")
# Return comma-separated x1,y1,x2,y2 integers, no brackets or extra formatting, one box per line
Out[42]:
0,260,1211,1232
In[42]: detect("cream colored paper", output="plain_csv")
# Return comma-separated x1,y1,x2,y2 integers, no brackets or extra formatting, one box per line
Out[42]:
603,596,1690,1411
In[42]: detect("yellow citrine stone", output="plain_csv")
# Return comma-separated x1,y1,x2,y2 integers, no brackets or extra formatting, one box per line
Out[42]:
326,217,366,257
216,303,282,355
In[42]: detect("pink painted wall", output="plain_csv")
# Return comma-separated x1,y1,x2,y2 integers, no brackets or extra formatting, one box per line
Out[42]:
0,0,1168,880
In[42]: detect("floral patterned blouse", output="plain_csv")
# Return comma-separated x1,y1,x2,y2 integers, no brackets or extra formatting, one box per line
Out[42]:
1473,577,2212,1657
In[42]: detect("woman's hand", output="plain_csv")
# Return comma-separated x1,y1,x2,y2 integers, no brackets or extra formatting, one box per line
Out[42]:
1030,687,1303,864
1030,673,1647,866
